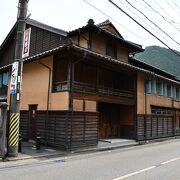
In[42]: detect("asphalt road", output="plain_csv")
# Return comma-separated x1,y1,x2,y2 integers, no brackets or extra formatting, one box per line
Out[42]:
1,139,180,180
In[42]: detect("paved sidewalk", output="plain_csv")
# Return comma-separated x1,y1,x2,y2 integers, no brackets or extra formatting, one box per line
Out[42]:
0,139,138,163
7,141,66,161
0,141,66,169
73,139,138,154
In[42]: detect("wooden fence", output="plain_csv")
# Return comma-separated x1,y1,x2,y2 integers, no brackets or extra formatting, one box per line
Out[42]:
137,114,175,141
20,111,98,151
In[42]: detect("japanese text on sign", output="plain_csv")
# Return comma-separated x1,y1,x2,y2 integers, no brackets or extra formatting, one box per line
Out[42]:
10,62,19,94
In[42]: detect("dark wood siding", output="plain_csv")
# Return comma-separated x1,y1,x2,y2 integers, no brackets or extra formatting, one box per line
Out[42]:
70,112,98,149
27,25,65,57
0,36,16,67
45,111,69,150
20,111,68,150
20,111,98,151
0,24,65,68
42,30,51,51
20,111,29,139
137,114,174,141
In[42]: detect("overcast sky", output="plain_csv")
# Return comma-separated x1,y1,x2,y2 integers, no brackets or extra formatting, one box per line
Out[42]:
0,0,180,51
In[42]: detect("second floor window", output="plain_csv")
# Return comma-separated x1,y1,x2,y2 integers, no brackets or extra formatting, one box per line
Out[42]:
145,78,151,93
167,84,171,98
156,81,162,96
106,40,117,58
176,87,180,99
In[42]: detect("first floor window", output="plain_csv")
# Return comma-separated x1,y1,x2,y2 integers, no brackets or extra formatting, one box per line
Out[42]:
151,107,173,115
0,72,8,97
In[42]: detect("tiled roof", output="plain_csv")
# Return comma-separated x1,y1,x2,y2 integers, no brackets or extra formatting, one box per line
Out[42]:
68,21,143,52
26,18,67,36
130,57,178,80
21,43,180,84
2,42,180,84
96,19,111,27
0,18,67,51
134,46,180,78
97,19,123,39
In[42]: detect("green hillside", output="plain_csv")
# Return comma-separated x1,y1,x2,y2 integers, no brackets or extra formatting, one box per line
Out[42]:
134,46,180,78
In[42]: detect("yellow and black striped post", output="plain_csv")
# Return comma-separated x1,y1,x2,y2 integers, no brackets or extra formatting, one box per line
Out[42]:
8,113,20,155
7,0,29,157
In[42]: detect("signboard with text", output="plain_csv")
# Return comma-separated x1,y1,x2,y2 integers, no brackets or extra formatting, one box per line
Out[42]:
10,62,19,94
22,27,31,58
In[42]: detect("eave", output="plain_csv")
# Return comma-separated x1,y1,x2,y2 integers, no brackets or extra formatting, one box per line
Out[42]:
1,42,179,85
22,43,180,85
68,24,144,53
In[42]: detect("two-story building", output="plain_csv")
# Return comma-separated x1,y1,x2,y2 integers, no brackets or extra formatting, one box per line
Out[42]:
1,18,180,151
131,50,180,141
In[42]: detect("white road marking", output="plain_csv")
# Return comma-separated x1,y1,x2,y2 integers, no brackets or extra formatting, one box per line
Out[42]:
112,166,156,180
112,157,180,180
161,158,180,165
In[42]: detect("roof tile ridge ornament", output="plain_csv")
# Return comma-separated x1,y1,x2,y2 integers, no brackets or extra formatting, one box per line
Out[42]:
97,19,111,27
87,19,95,26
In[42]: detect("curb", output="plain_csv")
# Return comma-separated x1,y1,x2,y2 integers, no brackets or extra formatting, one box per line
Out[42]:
6,152,66,162
71,142,139,154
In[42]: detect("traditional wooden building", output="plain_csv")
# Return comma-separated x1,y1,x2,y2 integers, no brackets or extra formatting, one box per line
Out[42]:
1,18,180,151
131,53,180,141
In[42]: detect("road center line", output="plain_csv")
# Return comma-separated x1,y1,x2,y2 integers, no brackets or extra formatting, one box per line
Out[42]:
112,157,180,180
112,166,156,180
161,158,180,165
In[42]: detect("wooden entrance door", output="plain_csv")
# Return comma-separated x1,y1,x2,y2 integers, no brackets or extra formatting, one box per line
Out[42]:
99,105,110,139
99,103,120,139
29,105,37,140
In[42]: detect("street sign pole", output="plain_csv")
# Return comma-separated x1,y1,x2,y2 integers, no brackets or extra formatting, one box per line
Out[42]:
8,0,29,157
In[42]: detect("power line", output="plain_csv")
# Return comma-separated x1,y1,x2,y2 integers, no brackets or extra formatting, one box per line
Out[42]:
134,0,152,11
172,0,180,11
82,0,151,45
108,0,180,57
165,0,180,18
147,0,180,32
134,0,179,26
117,0,178,49
151,0,175,20
123,0,180,47
161,0,180,22
141,0,180,25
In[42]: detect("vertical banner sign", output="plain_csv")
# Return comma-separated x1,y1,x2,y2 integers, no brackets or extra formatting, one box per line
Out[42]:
22,27,31,58
10,62,19,94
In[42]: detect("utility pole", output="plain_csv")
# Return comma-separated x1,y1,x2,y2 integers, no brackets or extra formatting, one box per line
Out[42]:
8,0,29,157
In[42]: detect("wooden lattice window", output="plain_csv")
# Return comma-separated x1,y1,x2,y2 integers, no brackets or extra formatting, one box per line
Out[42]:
106,39,117,58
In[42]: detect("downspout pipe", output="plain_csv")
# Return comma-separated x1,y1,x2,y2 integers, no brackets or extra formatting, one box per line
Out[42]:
69,51,87,111
144,79,147,141
37,60,51,111
37,60,51,144
69,52,87,151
